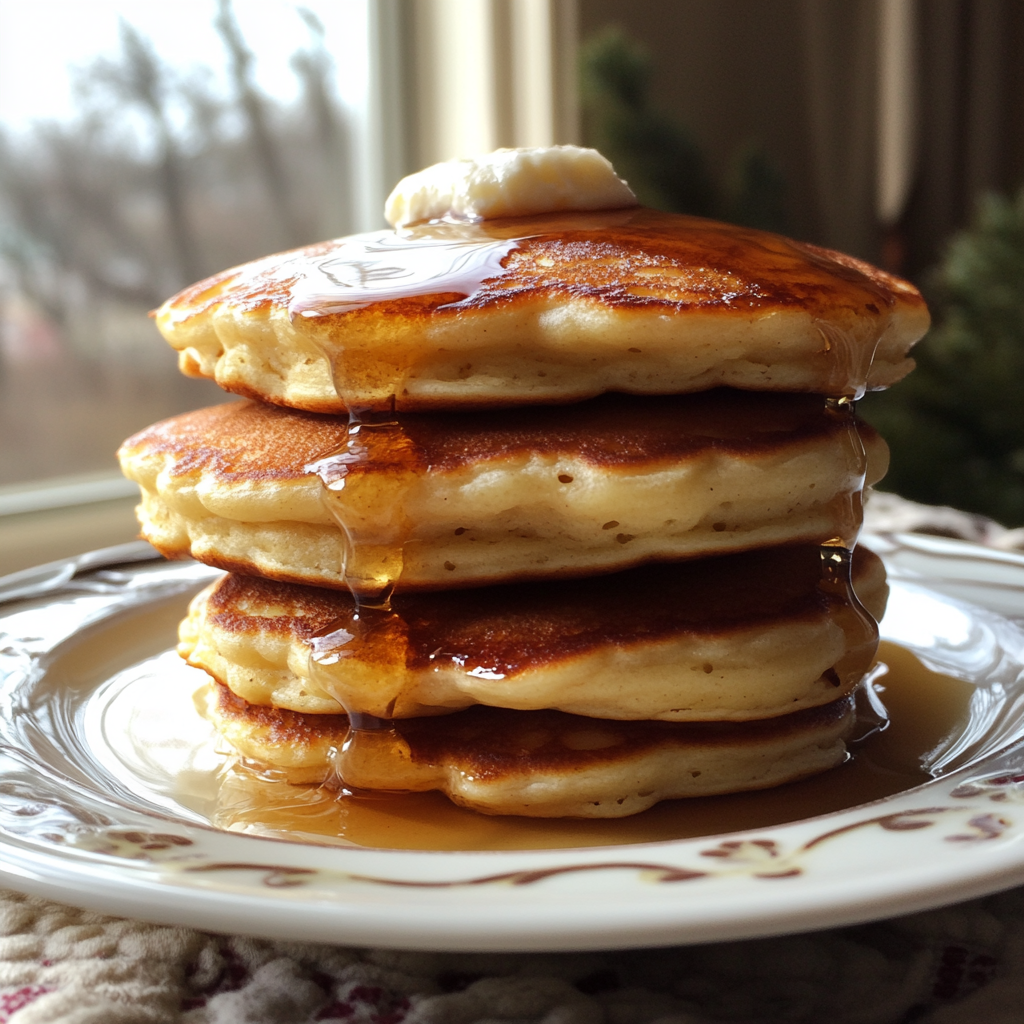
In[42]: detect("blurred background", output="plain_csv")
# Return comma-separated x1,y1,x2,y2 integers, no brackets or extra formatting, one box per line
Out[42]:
1,0,1023,572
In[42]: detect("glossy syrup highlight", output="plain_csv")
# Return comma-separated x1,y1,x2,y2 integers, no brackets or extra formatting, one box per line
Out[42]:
289,222,525,413
815,319,883,401
304,398,417,785
822,395,869,549
297,545,882,797
257,211,907,412
816,396,877,695
287,225,520,319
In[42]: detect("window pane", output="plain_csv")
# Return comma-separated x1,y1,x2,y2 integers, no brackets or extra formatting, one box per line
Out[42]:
0,0,369,487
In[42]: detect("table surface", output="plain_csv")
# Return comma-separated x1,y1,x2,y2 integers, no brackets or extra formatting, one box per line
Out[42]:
0,497,139,577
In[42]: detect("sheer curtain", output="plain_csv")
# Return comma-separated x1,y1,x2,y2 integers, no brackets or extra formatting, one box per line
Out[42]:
576,0,1024,276
904,0,1024,277
365,0,579,211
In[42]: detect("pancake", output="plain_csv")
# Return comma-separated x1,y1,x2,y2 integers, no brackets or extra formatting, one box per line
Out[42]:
156,208,929,414
196,681,856,817
118,390,889,594
179,545,885,722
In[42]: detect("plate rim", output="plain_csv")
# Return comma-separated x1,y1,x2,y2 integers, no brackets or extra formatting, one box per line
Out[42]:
2,533,1024,950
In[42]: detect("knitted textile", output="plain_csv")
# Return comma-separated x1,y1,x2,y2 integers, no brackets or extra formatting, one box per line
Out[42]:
0,885,1022,1024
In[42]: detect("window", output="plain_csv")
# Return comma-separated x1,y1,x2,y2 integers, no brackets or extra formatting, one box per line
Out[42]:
0,0,374,489
0,0,577,574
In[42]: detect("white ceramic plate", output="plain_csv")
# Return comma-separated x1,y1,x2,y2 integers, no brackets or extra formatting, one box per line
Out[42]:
1,534,1024,952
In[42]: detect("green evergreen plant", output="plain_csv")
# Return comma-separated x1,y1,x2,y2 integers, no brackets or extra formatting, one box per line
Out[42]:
579,27,786,232
861,189,1024,525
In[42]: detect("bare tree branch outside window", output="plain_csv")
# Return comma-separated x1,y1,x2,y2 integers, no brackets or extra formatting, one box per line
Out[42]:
0,2,355,485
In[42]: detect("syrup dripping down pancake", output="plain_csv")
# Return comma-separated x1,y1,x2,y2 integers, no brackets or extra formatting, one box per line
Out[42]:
180,545,885,723
119,390,888,594
196,681,856,818
156,208,929,413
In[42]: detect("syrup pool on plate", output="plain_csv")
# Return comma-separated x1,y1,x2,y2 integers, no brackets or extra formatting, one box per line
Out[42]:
74,588,972,853
203,641,973,852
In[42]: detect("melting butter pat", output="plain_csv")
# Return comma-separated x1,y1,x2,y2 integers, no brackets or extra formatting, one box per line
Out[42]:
384,146,637,228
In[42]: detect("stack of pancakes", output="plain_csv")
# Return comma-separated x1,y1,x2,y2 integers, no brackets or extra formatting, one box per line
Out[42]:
119,181,928,818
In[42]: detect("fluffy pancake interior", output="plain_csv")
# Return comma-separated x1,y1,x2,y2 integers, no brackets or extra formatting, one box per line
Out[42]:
180,545,886,722
120,391,889,592
197,682,856,818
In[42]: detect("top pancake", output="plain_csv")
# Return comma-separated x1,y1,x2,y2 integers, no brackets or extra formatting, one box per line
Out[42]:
157,208,929,413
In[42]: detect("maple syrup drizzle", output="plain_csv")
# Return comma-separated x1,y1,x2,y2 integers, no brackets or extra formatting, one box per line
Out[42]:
290,215,882,793
815,320,883,401
814,396,877,695
305,396,411,786
822,395,869,548
210,644,973,851
287,224,520,319
305,400,415,599
264,212,903,411
301,387,878,792
818,546,880,691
